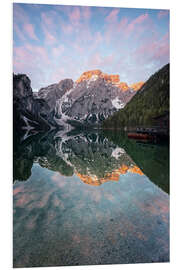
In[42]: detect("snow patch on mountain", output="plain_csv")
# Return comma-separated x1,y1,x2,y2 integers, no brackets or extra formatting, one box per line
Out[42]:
87,75,99,88
111,97,125,109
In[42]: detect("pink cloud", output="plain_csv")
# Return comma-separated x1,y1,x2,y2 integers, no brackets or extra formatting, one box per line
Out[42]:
92,32,103,49
51,67,65,82
89,52,102,67
154,43,169,60
13,44,50,72
59,6,92,41
41,12,55,28
13,4,29,24
102,54,115,67
89,53,115,68
104,16,128,44
41,12,57,44
24,24,38,41
61,23,73,34
77,22,93,42
76,28,100,55
104,13,151,45
53,5,72,14
70,7,81,25
104,18,119,44
133,31,169,64
153,34,169,61
117,17,128,32
42,25,57,44
35,47,50,63
97,7,110,17
158,10,169,19
13,44,53,89
134,13,149,24
52,45,65,57
105,9,120,23
73,43,84,54
13,46,33,70
82,6,91,20
162,31,169,41
14,23,26,41
126,13,149,36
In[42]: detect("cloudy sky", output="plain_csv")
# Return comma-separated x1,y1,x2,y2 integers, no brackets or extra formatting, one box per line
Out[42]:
13,3,169,91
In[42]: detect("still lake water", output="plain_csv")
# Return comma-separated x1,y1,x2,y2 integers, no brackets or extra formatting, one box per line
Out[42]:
13,131,169,267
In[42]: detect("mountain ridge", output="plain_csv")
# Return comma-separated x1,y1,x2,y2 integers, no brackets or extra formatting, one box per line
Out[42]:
13,64,169,137
76,69,144,91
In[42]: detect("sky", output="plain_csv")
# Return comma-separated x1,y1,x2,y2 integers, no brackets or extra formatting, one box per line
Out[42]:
13,3,169,91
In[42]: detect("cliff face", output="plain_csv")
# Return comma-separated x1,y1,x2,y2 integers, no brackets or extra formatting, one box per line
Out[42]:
37,79,74,109
13,74,58,138
56,76,131,124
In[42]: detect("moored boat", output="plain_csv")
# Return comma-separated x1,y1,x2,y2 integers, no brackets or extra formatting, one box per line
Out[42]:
128,132,154,140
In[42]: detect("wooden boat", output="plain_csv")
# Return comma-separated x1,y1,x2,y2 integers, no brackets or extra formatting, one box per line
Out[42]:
127,132,154,140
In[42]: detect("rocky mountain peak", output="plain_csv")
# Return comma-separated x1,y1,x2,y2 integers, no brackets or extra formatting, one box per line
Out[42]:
13,74,33,99
130,81,144,91
58,78,74,92
117,82,129,91
76,69,144,92
76,69,121,85
76,69,102,83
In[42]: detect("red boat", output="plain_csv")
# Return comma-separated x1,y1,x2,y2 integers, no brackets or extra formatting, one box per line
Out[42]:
128,133,154,140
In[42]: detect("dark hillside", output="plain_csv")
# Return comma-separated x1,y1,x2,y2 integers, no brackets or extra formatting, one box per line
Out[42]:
102,64,169,128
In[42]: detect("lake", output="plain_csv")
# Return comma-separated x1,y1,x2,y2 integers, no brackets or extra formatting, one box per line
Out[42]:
13,130,169,267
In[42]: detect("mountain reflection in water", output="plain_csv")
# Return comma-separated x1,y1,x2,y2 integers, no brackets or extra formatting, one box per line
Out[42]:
13,131,169,267
14,131,144,186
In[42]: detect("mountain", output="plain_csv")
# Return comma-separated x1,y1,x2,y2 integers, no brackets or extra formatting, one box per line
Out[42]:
37,78,73,109
35,69,144,128
13,74,75,138
103,64,169,128
13,74,58,137
13,69,144,135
